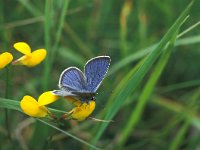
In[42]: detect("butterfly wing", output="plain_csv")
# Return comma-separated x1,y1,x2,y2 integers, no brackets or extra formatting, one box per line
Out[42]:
84,56,111,92
59,67,87,93
52,90,75,97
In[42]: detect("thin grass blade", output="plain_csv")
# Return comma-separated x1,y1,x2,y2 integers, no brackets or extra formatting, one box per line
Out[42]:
91,1,193,146
118,29,178,147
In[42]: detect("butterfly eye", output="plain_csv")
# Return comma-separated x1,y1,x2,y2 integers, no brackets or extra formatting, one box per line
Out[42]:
91,96,96,101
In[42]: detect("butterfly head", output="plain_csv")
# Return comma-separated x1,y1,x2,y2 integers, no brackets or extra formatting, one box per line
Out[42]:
90,96,96,101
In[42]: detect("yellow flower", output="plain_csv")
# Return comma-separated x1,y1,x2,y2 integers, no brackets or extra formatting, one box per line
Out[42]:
20,96,48,117
0,52,13,69
69,100,96,121
62,97,96,121
12,42,46,67
20,91,59,117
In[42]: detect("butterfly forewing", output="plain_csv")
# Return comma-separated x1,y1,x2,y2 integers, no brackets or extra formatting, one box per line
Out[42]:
84,56,111,92
59,67,87,92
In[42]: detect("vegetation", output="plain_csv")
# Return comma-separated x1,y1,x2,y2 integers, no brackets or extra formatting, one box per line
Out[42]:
0,0,200,149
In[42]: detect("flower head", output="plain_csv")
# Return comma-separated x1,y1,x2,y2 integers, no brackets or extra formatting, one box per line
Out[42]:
69,100,96,121
20,91,59,117
12,42,46,67
0,52,13,69
62,97,96,121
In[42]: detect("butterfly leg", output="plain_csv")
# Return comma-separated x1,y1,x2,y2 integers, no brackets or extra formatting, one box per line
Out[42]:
59,109,74,121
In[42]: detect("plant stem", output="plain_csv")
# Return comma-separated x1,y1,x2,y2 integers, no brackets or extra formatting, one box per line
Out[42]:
0,0,12,140
5,66,12,140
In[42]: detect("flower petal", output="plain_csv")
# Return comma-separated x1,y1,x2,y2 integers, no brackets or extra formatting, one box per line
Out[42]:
38,91,59,106
0,52,13,69
24,49,46,67
13,42,31,55
71,101,96,121
20,95,48,117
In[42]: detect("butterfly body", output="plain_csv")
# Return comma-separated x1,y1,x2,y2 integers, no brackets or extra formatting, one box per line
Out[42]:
71,92,96,103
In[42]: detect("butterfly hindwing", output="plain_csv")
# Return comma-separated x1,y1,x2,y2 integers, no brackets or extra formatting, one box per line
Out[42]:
52,90,75,97
84,56,111,92
59,67,86,92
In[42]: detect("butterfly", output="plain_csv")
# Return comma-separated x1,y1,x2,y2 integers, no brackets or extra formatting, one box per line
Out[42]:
52,56,111,121
53,56,111,103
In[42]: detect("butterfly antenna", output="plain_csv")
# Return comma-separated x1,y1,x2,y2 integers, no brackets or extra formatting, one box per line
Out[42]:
89,117,114,123
102,48,111,57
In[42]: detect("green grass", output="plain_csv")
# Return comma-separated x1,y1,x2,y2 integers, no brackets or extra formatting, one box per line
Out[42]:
0,0,200,149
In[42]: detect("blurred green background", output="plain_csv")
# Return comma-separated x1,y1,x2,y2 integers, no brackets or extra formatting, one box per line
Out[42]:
0,0,200,149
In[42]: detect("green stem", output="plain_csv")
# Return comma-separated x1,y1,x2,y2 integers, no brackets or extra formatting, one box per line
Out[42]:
168,116,190,150
4,110,10,139
63,23,93,58
43,0,52,90
4,66,12,140
0,0,12,140
43,0,69,90
51,0,69,61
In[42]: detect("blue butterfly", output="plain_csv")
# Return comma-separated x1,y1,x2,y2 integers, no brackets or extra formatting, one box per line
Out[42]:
53,56,111,103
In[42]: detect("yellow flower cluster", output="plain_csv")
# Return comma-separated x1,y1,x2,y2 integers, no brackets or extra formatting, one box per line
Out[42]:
20,91,59,117
20,91,96,121
0,42,46,69
12,42,46,67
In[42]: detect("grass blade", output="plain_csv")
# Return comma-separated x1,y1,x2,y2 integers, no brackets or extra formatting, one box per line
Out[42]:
109,19,200,76
168,117,190,150
38,119,101,150
43,0,69,90
91,1,193,146
51,0,69,62
18,0,41,16
118,30,178,147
